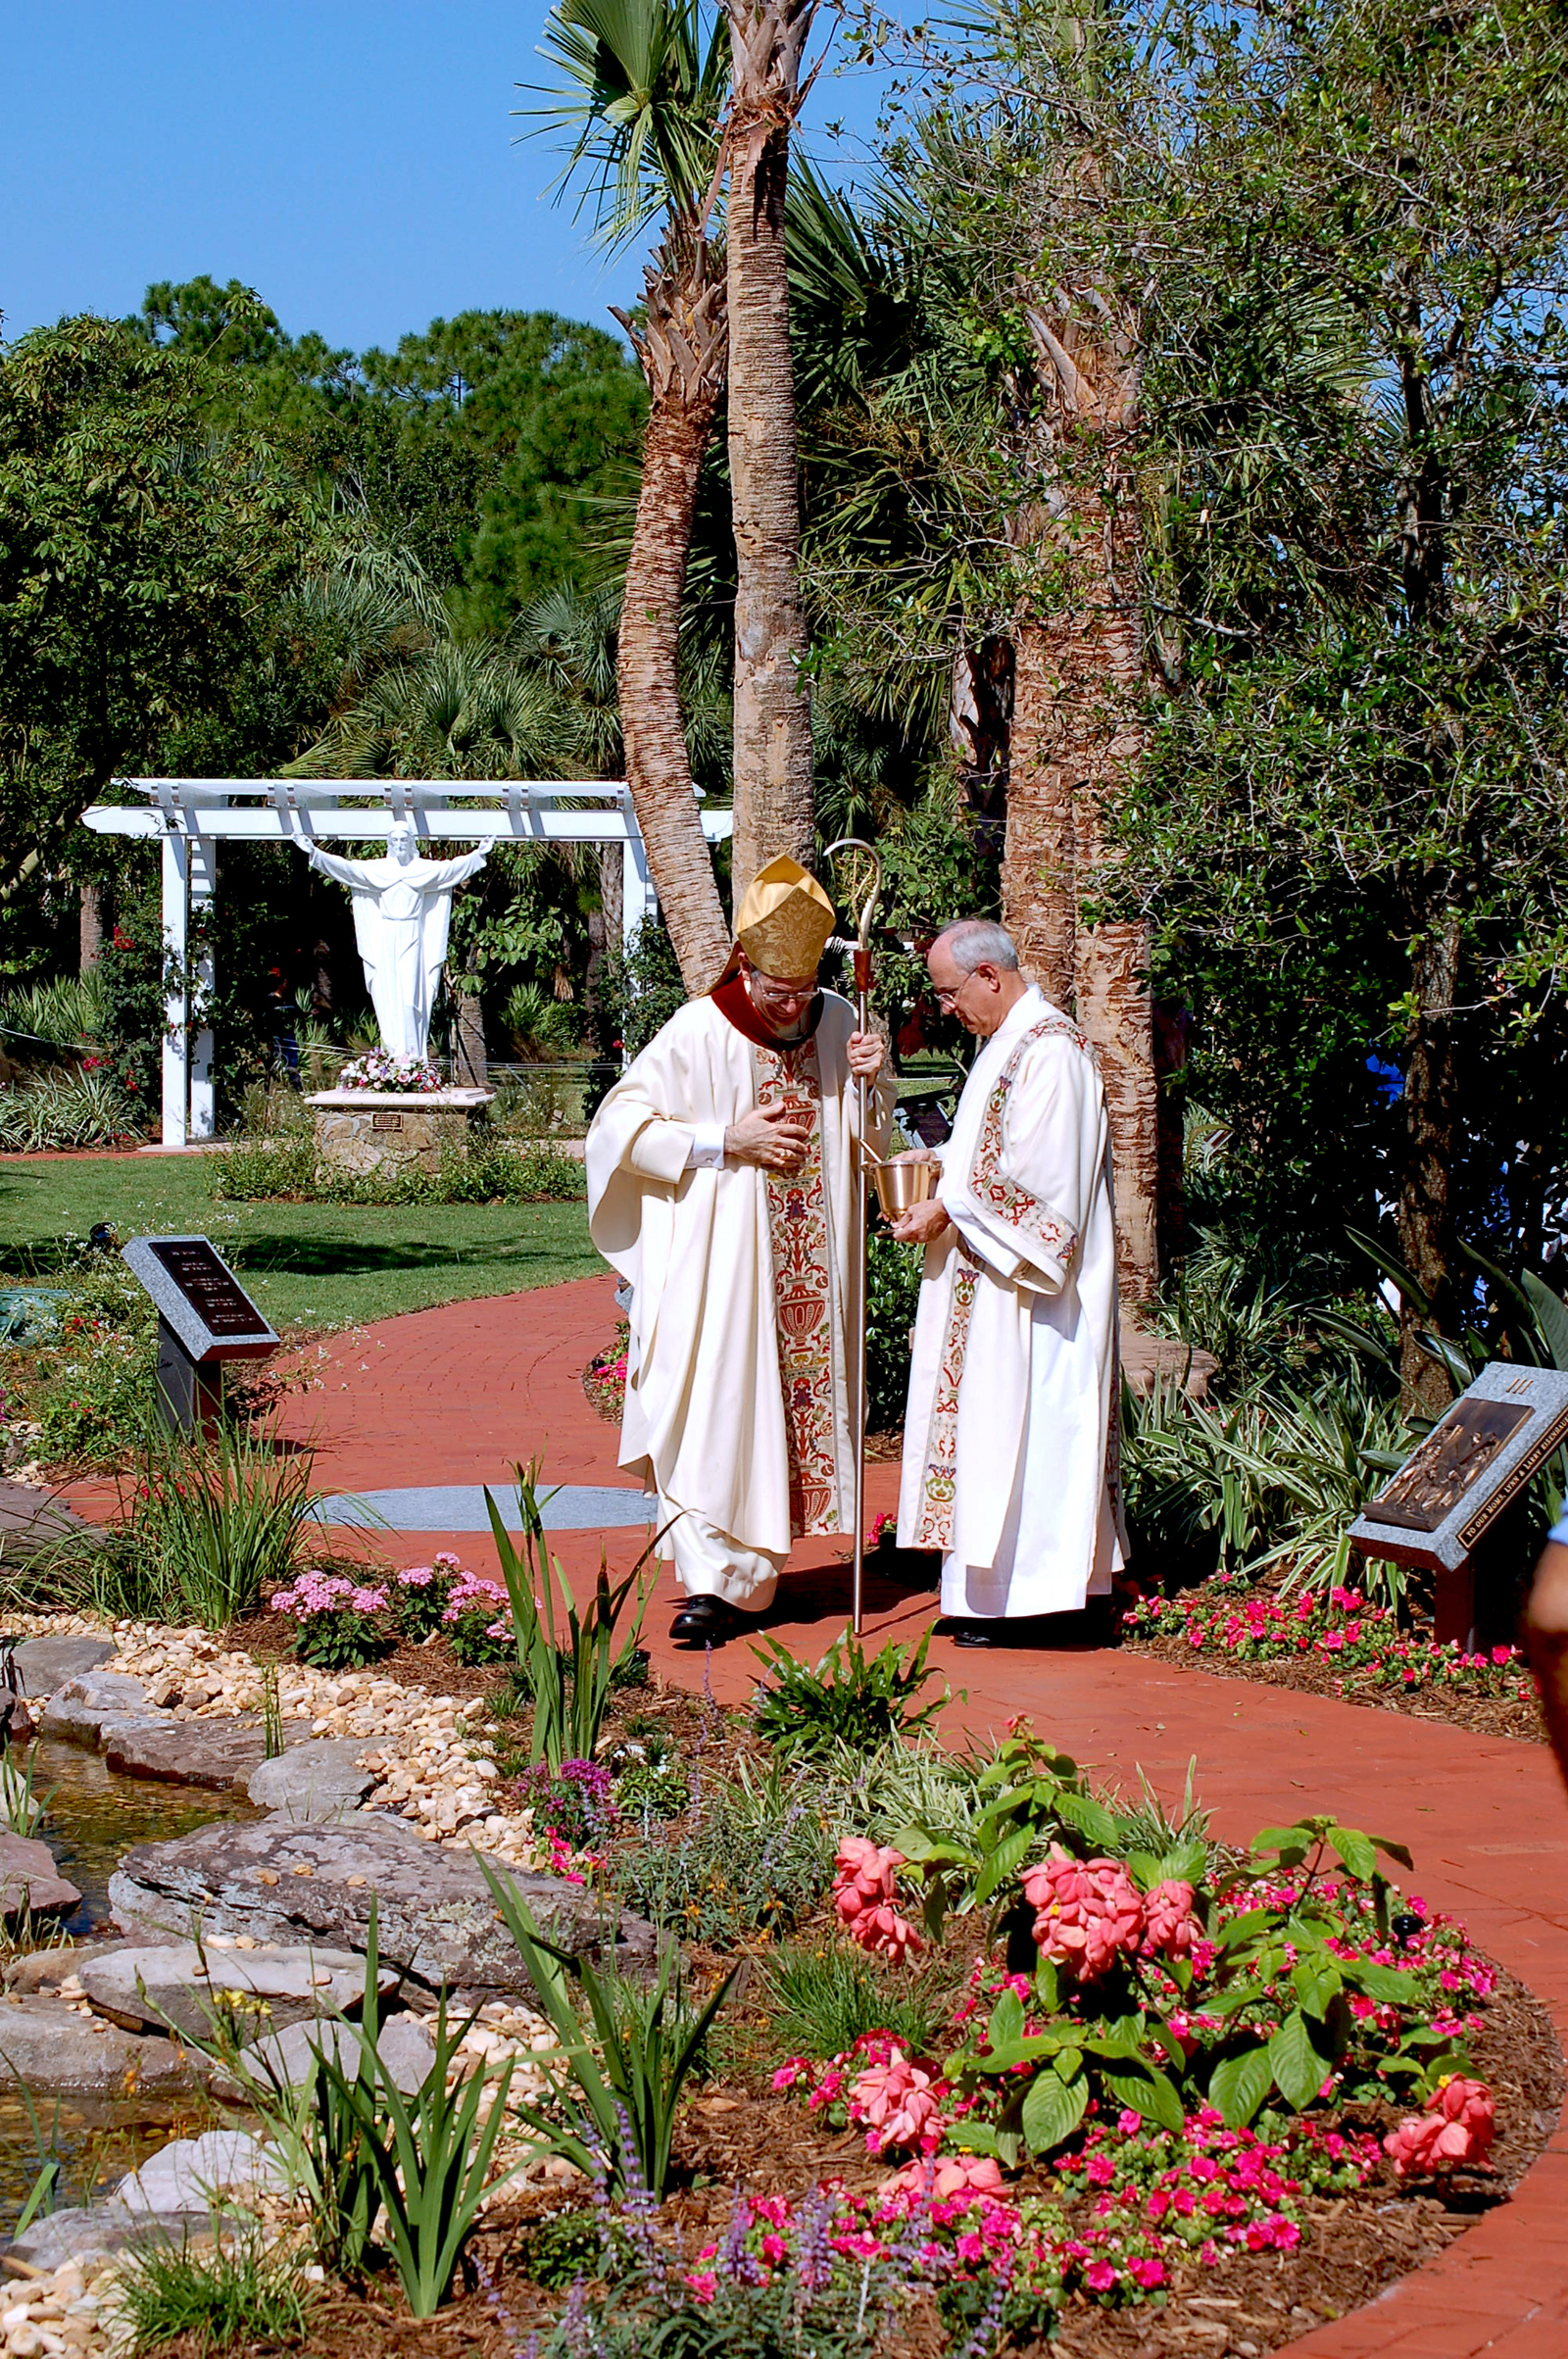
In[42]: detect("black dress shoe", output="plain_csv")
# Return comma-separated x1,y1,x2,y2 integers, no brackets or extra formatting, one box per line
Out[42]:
944,1617,1004,1647
669,1595,753,1646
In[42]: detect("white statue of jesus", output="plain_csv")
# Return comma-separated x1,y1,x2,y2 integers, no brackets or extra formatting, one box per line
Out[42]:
303,822,494,1063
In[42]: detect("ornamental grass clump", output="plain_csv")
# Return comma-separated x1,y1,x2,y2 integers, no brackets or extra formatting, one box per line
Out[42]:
104,1416,318,1627
485,1460,650,1769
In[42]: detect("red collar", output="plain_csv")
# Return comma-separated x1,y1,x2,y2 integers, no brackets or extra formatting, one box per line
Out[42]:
710,971,823,1052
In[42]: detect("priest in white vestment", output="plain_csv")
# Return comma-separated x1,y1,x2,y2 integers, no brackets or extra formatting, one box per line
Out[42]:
586,859,893,1645
892,919,1126,1642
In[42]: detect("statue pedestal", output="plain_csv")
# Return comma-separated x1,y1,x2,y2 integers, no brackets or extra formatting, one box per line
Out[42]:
305,1089,495,1180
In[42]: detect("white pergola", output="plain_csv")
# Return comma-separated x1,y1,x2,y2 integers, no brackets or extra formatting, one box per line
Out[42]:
82,778,731,1148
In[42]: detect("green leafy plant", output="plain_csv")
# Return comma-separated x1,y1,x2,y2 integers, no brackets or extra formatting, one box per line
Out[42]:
311,1935,516,2315
751,1624,945,1760
483,1861,733,2198
485,1463,650,1769
112,2222,317,2354
0,1744,49,1838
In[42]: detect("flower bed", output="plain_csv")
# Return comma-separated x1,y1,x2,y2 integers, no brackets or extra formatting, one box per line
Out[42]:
583,1320,629,1425
334,1049,446,1093
1122,1571,1545,1743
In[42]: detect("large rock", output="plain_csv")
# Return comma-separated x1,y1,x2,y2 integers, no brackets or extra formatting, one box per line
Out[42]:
113,2129,288,2215
105,1715,270,1791
79,1941,386,2041
0,1994,195,2096
208,2009,436,2102
7,2203,197,2273
0,1831,80,1917
39,1671,155,1748
10,1635,116,1695
110,1810,657,1998
247,1739,372,1820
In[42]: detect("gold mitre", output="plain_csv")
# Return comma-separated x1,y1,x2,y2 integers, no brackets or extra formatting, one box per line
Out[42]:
733,857,836,978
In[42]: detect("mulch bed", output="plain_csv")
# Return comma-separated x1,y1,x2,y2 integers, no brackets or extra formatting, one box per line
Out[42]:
170,1947,1559,2359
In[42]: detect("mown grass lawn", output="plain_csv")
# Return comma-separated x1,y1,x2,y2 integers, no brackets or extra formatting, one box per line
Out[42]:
0,1154,602,1331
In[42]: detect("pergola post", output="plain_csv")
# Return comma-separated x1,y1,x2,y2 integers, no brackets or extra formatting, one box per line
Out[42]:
160,836,188,1149
189,835,217,1141
620,828,654,954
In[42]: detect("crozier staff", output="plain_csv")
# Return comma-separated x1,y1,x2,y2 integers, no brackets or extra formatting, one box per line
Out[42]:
586,859,894,1646
891,920,1126,1644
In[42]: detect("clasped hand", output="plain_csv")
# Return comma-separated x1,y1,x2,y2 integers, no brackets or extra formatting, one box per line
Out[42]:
725,1102,811,1172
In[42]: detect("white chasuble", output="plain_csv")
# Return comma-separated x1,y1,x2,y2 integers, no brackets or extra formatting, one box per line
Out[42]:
586,990,892,1568
896,985,1127,1617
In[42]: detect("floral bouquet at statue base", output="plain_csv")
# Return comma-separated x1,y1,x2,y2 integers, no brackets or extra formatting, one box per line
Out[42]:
335,1050,445,1094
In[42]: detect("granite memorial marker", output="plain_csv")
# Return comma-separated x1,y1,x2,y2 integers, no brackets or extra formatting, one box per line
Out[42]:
122,1237,279,1435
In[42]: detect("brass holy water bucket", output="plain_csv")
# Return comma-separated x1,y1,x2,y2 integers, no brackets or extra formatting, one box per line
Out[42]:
862,1149,937,1222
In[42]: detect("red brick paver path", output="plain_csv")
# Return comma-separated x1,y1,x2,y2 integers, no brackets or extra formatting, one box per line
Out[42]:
65,1276,1568,2353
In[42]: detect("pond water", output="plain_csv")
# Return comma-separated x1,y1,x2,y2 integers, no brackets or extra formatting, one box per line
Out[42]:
33,1738,259,1940
0,1741,257,2229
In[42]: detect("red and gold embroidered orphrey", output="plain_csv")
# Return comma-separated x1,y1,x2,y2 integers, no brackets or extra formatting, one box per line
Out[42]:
916,1011,1089,1551
756,1039,841,1537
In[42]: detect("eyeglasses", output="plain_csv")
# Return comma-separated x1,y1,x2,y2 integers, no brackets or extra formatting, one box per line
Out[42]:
933,977,972,1011
749,975,817,1008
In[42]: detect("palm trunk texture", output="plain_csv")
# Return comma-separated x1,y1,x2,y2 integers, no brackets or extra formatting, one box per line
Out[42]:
612,236,732,994
1002,301,1161,1302
725,0,817,893
1397,908,1463,1412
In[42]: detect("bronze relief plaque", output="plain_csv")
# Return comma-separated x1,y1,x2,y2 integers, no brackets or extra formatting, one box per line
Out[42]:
1368,1397,1532,1533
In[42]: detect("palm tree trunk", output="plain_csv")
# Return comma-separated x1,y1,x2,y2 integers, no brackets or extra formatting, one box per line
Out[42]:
1003,302,1161,1302
612,234,732,993
1397,908,1463,1410
724,0,817,890
1003,623,1079,1008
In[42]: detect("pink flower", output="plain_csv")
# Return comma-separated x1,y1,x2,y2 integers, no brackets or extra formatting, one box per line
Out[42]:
849,2047,943,2153
882,2154,1004,2204
1084,2260,1118,2291
1128,2257,1166,2288
1142,1878,1203,1961
833,1837,923,1965
1021,1846,1145,1980
1384,2077,1495,2177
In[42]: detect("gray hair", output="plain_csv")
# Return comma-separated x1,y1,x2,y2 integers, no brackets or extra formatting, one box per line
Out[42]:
931,918,1020,976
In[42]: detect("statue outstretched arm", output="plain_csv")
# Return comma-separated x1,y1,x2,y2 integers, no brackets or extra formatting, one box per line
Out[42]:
428,839,496,889
304,842,367,891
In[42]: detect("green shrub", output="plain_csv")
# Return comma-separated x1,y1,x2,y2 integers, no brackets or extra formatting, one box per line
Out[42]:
112,2225,317,2354
519,2208,601,2287
752,1624,945,1760
621,1758,836,1945
0,1068,140,1151
0,973,107,1054
865,1228,922,1430
503,979,584,1058
209,1132,582,1204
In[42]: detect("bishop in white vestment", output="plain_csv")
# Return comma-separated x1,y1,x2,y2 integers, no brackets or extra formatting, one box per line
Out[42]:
893,920,1126,1635
586,860,893,1645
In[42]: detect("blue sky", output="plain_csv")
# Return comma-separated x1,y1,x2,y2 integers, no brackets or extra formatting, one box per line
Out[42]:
1,3,894,359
